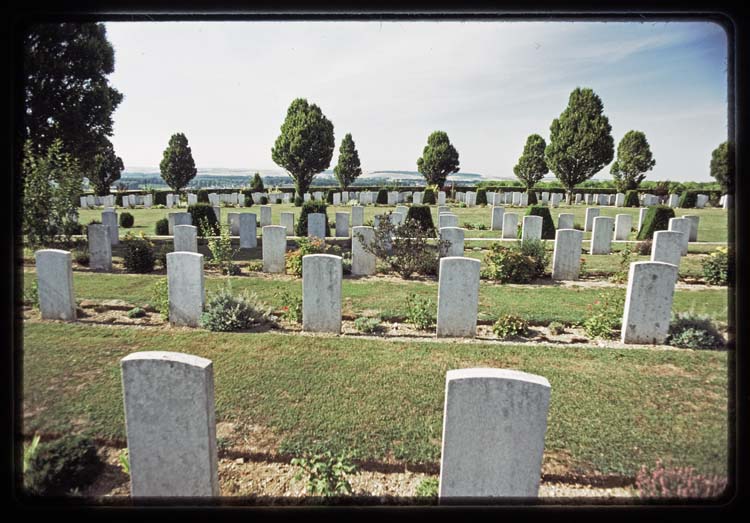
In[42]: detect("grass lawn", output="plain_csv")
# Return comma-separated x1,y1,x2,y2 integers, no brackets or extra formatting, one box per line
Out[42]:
77,204,729,242
21,269,730,325
22,321,729,478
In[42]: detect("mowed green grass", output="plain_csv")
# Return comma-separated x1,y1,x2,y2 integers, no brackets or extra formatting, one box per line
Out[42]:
22,321,728,477
78,203,729,242
21,269,729,325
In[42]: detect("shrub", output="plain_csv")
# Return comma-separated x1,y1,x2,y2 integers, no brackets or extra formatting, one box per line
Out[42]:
154,244,171,269
259,196,269,205
667,311,724,350
197,189,209,203
678,191,697,209
291,451,357,497
516,239,549,278
376,189,388,204
548,321,565,335
278,289,303,323
405,293,435,330
635,239,652,256
636,205,675,240
25,435,104,496
246,260,263,272
24,280,39,308
405,205,435,233
127,307,146,318
72,248,89,267
285,237,328,277
493,314,529,338
119,212,134,228
476,188,487,205
526,189,538,205
202,221,239,275
122,233,155,273
115,193,124,207
636,460,727,498
296,201,331,237
415,477,439,498
154,218,169,236
154,191,168,206
200,284,275,332
523,205,555,239
150,278,169,320
482,242,539,283
624,190,640,207
354,317,382,334
422,188,436,205
702,247,730,285
189,203,219,237
241,189,253,206
357,216,446,279
609,244,634,284
582,288,625,340
325,190,335,204
294,195,304,207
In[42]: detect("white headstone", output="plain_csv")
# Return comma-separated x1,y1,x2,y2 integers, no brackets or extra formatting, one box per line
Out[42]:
557,213,574,230
621,261,678,344
439,213,458,229
302,254,342,333
239,213,257,249
584,208,600,232
683,215,699,242
668,194,680,208
174,225,198,253
35,249,76,321
280,212,295,236
502,213,519,239
651,230,683,273
167,252,205,327
351,206,364,227
352,226,376,276
437,257,480,337
614,214,632,241
335,212,349,238
668,217,691,256
439,368,550,499
168,212,192,236
440,227,465,257
101,210,119,245
262,226,286,273
590,216,614,254
260,206,272,227
521,215,542,242
552,229,583,281
638,207,648,235
307,213,326,240
120,351,218,497
227,212,240,236
88,224,112,271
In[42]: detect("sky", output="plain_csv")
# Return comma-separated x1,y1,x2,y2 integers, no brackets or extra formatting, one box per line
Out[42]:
104,20,728,182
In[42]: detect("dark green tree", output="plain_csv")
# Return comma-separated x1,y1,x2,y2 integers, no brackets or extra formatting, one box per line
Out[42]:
271,98,335,196
545,87,615,202
416,131,460,189
513,134,549,190
250,172,264,192
159,133,197,192
88,139,123,196
333,133,362,190
710,141,733,194
610,130,656,192
23,23,123,178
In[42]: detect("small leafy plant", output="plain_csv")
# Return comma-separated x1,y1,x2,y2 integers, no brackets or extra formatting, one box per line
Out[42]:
492,314,529,338
200,283,275,332
415,477,439,498
583,288,626,340
405,293,435,331
285,237,328,277
609,243,634,284
548,321,566,335
291,450,357,497
24,434,104,496
118,449,130,475
127,307,146,319
201,219,239,275
667,311,724,350
149,278,169,320
24,280,39,308
701,247,730,286
278,289,303,324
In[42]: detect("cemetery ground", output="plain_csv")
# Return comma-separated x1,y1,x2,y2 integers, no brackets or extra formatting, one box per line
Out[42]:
21,202,731,501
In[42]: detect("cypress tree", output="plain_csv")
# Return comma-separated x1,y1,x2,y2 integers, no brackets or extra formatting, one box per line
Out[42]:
333,133,362,190
160,133,197,192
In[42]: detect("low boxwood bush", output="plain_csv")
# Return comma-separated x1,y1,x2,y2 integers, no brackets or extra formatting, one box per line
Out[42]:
376,189,388,204
241,189,253,206
197,189,209,203
122,233,155,273
476,188,487,206
667,312,724,350
422,188,436,205
481,240,547,283
493,314,529,339
119,212,134,228
405,205,435,233
188,203,219,236
624,190,640,207
295,201,330,237
154,191,168,206
702,247,730,285
636,205,675,240
259,196,269,205
200,284,276,332
678,191,697,209
522,206,555,239
25,435,104,496
154,218,169,236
